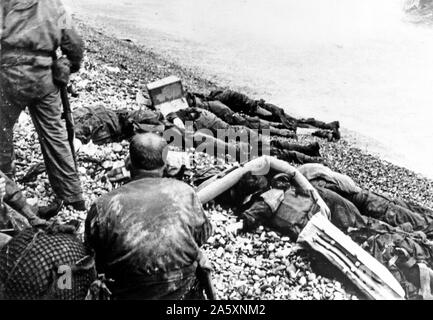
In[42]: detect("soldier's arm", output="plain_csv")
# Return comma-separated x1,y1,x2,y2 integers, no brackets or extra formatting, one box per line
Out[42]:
198,156,330,218
60,25,84,73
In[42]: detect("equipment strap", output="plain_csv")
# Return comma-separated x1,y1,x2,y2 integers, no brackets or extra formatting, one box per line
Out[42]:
1,45,53,58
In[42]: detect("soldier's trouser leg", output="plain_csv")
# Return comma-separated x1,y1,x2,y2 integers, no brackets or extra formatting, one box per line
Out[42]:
192,132,250,163
209,90,258,115
271,148,322,164
261,103,297,131
28,89,83,203
0,95,23,178
297,118,332,129
314,186,368,231
205,101,249,126
272,140,320,157
350,191,430,232
393,198,433,217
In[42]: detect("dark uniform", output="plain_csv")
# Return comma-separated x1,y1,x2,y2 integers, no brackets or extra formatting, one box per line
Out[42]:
173,107,324,164
0,0,84,204
85,174,213,300
192,96,295,138
226,164,433,299
236,163,433,240
209,89,340,139
298,164,433,237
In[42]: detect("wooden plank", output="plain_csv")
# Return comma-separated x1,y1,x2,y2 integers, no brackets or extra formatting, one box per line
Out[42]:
298,213,405,300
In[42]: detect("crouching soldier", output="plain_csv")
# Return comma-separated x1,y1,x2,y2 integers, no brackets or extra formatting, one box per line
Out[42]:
85,133,215,300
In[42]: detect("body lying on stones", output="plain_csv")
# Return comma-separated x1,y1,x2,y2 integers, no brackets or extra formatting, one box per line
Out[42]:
72,105,324,165
200,90,341,141
207,161,433,299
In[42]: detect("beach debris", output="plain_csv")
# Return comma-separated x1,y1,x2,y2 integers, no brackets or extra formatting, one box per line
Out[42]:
146,76,189,117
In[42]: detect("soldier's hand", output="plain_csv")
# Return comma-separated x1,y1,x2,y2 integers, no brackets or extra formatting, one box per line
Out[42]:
28,216,49,228
52,57,72,87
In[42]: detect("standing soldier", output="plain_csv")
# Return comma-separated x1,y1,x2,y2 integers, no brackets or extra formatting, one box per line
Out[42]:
0,0,85,210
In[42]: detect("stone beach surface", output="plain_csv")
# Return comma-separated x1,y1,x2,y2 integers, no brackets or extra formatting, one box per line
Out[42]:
12,21,433,300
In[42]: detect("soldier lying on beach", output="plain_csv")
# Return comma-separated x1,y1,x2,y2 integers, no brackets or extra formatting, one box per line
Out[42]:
186,93,296,137
197,159,433,299
168,107,324,163
199,90,341,141
72,105,324,165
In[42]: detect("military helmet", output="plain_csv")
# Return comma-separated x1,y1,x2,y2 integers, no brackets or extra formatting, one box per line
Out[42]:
0,228,96,300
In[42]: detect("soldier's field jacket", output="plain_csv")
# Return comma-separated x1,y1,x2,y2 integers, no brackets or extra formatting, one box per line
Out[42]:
85,175,212,299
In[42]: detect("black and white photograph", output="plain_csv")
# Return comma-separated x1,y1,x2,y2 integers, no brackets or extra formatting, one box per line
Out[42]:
0,0,433,307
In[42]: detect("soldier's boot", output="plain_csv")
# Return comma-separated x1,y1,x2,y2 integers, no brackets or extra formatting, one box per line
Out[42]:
306,142,321,157
327,121,341,140
270,128,298,139
38,200,65,220
38,199,86,220
312,130,335,142
296,142,322,157
68,200,87,211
